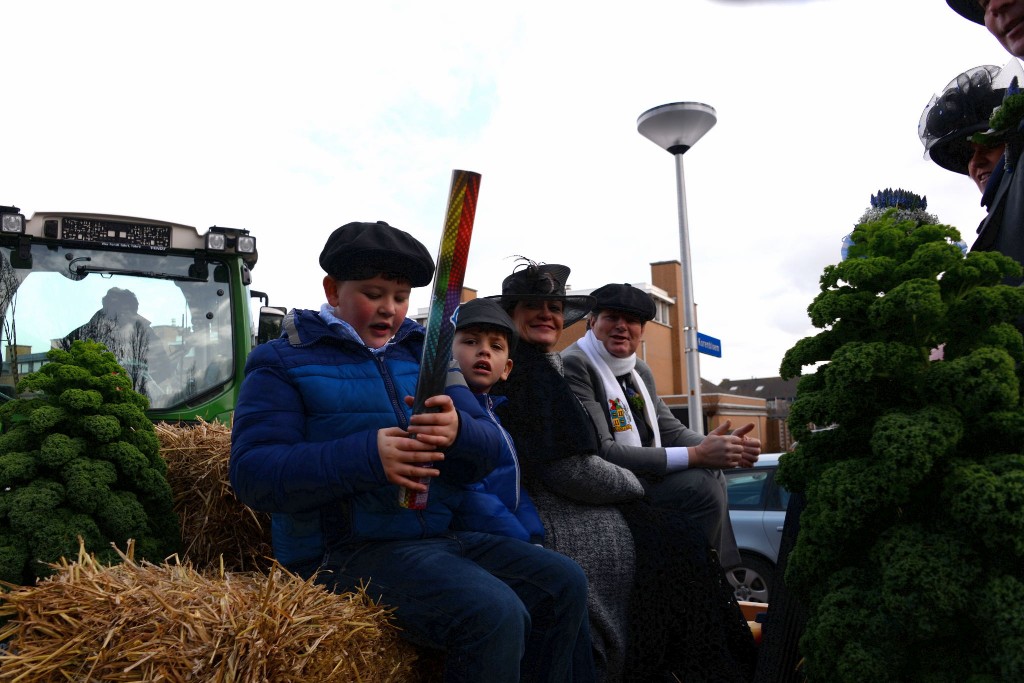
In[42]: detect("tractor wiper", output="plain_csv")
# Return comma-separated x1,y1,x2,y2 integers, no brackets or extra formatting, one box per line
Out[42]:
73,264,206,283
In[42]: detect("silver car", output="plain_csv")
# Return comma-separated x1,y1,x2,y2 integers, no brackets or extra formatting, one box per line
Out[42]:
723,452,790,604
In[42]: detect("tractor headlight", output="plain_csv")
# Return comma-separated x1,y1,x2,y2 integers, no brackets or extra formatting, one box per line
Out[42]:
206,232,227,251
236,235,256,254
1,209,25,234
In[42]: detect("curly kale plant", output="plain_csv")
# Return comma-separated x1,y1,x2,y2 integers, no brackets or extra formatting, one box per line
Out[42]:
0,340,179,585
778,191,1024,682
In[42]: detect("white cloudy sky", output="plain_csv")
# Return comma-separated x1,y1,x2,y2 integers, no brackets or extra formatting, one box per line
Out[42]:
1,0,1008,384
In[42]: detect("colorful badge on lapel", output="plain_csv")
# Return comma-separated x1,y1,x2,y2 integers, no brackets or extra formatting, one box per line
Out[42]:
608,398,633,433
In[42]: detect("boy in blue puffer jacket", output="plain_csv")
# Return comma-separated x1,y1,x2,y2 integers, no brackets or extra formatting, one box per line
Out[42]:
229,221,592,683
448,298,545,544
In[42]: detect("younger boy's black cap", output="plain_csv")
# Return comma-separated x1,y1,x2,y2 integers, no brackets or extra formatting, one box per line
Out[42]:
319,221,435,286
590,283,656,322
454,298,518,352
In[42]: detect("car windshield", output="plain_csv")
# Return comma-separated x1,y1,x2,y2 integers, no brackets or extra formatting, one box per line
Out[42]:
0,243,235,410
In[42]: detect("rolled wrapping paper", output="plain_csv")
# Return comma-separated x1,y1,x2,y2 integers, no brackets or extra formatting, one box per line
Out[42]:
398,170,481,510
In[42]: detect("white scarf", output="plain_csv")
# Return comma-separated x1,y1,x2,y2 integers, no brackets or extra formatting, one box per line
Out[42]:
576,330,660,447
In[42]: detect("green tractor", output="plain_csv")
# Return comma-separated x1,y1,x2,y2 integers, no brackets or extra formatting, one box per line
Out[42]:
0,205,284,424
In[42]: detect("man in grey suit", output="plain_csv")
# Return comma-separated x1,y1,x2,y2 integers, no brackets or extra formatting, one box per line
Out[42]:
561,282,759,567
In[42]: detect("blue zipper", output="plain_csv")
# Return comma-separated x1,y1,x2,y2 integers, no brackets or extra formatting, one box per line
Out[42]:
485,394,521,511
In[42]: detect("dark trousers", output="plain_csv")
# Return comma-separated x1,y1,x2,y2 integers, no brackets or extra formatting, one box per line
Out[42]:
304,531,595,683
643,467,740,568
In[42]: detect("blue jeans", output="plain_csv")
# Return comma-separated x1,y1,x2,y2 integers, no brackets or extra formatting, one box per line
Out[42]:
305,531,594,683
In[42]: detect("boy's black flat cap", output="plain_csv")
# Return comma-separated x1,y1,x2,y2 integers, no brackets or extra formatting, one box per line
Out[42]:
319,220,435,286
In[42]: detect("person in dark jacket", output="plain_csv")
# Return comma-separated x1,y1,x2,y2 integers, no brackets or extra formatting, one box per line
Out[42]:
64,286,175,389
449,297,546,544
949,0,1024,56
946,1,1024,282
919,60,1022,193
229,222,593,683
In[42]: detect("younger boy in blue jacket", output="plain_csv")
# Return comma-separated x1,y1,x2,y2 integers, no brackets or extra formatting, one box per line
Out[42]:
229,221,592,683
448,298,546,543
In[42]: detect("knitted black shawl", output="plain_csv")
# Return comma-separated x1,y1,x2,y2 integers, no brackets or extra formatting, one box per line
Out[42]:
491,342,599,477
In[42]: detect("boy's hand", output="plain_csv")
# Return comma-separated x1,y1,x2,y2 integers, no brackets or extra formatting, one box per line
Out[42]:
404,394,460,449
377,426,444,490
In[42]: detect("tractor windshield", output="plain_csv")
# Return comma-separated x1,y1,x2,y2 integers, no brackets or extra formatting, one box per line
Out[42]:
0,242,237,411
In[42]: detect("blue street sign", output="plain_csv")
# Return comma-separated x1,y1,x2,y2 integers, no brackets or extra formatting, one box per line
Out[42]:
696,332,721,358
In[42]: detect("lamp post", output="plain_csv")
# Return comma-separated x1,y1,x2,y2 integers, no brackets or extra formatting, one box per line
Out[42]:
637,102,716,435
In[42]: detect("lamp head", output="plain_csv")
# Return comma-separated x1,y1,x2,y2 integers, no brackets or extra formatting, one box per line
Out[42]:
637,102,717,154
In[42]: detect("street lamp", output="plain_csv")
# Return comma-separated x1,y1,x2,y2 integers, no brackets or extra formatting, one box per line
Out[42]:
637,102,717,435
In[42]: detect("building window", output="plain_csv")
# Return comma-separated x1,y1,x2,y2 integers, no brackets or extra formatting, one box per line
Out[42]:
654,300,670,325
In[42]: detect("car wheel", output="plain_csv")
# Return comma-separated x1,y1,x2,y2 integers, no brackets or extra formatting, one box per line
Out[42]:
726,553,774,604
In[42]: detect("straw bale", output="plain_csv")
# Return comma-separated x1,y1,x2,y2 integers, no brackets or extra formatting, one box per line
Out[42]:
0,542,424,682
155,419,273,574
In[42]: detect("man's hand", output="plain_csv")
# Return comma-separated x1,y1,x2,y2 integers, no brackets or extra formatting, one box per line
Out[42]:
692,420,760,469
731,421,761,468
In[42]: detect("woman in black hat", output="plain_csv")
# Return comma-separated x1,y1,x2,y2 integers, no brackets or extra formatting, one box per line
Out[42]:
919,60,1022,194
488,259,634,681
945,0,1024,282
489,259,756,683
